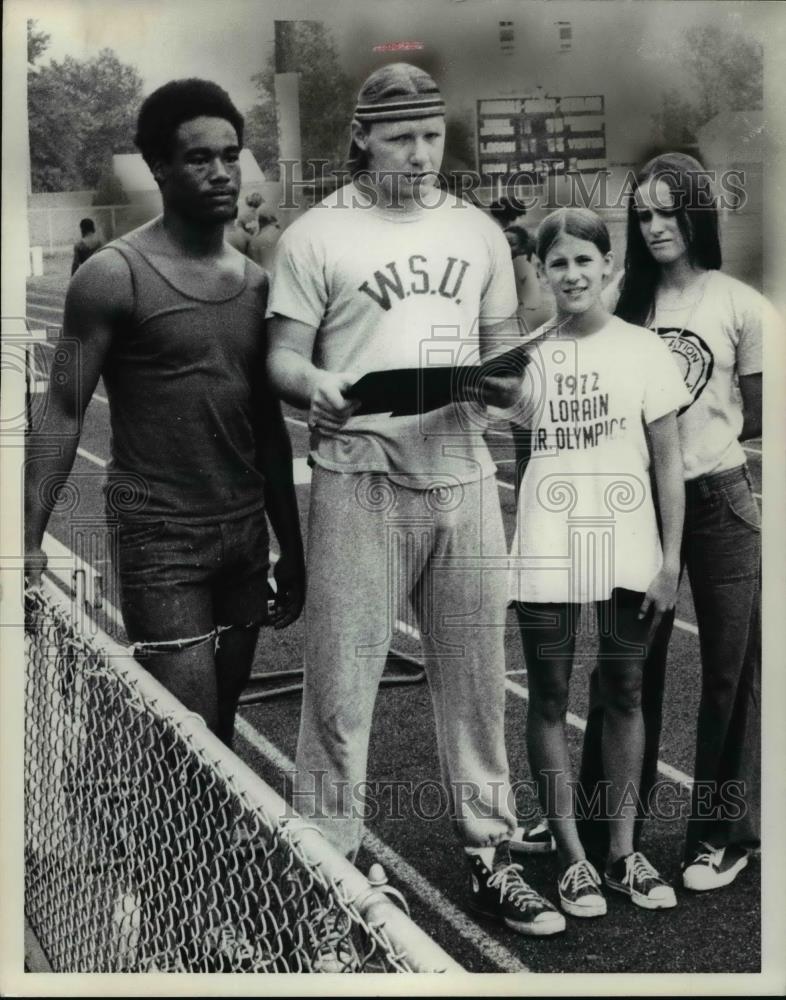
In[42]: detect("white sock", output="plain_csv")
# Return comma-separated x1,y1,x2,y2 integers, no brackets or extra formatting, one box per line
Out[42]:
465,845,496,869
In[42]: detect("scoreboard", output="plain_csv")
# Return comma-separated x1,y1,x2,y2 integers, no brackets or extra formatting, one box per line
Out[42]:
477,94,607,183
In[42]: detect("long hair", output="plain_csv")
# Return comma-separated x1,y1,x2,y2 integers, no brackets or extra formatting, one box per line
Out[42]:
616,152,722,326
346,64,443,178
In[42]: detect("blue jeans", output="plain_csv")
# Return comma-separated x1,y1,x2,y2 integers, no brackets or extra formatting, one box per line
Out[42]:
115,509,270,644
578,465,761,860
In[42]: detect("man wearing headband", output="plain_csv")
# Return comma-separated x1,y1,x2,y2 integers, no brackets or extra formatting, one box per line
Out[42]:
267,64,564,937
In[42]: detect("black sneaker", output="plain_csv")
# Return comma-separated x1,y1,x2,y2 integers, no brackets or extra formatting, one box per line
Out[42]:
682,842,749,892
467,844,566,936
510,821,556,856
557,858,607,918
605,851,677,910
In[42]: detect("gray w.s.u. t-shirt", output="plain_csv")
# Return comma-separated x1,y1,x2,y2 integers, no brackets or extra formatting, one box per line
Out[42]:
268,184,517,488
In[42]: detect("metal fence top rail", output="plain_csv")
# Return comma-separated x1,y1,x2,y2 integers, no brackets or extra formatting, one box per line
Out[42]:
24,575,462,975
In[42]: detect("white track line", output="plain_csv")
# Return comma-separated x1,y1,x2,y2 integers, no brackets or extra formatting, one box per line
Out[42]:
234,717,528,973
394,620,694,788
26,303,64,318
76,446,107,468
743,443,762,455
284,415,309,429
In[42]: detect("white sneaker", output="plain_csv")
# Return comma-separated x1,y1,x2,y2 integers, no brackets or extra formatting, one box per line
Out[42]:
682,843,749,892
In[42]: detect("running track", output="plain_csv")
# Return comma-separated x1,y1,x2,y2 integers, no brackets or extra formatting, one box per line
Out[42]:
25,263,761,973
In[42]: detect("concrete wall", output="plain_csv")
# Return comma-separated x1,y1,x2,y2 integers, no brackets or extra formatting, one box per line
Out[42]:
28,182,287,250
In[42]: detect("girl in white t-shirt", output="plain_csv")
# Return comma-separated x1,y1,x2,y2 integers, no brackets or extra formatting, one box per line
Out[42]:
579,154,772,893
510,208,689,916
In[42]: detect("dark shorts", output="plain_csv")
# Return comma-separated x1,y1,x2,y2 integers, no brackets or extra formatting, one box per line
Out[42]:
514,587,651,662
113,509,270,644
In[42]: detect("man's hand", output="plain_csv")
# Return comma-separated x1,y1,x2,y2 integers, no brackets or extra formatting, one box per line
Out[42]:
477,372,525,410
269,551,306,629
25,547,48,588
308,371,360,432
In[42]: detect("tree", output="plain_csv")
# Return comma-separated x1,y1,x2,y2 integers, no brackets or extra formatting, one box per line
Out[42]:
27,22,143,192
62,49,144,188
27,19,50,65
246,21,356,181
652,23,763,146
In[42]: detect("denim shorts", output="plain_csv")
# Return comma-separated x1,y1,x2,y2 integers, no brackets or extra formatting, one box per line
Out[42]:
113,508,270,644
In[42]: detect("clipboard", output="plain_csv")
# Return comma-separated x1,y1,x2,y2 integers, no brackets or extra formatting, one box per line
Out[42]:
345,342,533,417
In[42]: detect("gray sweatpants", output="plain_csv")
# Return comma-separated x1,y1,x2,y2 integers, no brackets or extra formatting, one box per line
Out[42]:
294,467,517,860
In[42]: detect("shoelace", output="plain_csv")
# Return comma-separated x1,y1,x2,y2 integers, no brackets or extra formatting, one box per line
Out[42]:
561,859,600,895
488,863,546,908
690,842,722,868
625,851,661,887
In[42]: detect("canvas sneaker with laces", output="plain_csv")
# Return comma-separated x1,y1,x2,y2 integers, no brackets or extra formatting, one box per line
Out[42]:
682,842,749,892
510,820,556,856
605,851,677,910
557,858,607,918
467,843,566,936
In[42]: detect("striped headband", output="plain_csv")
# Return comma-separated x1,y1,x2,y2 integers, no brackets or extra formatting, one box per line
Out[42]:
354,95,446,122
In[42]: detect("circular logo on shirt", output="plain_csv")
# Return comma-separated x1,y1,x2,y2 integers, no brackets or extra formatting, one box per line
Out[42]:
656,327,714,415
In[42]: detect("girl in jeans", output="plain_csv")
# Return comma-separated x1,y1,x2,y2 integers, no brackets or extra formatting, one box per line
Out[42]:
578,153,775,891
510,208,688,916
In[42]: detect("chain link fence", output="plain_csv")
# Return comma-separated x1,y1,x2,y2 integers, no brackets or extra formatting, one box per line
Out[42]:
24,577,460,974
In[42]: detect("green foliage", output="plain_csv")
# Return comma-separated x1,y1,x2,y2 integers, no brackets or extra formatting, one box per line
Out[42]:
246,22,356,180
652,23,763,146
27,22,143,192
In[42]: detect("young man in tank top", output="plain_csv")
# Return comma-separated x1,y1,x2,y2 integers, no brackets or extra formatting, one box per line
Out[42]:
267,63,566,936
25,79,305,749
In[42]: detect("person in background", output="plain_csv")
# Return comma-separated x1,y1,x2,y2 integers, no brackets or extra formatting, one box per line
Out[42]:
247,212,281,271
503,223,554,336
240,189,264,233
71,217,103,275
225,206,252,254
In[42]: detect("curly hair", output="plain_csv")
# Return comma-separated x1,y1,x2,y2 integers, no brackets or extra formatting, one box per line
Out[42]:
135,78,244,168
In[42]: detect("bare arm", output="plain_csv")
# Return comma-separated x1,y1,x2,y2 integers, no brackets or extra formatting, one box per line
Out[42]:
640,410,685,623
266,315,358,430
739,372,762,441
478,313,531,409
254,386,305,628
24,250,132,583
